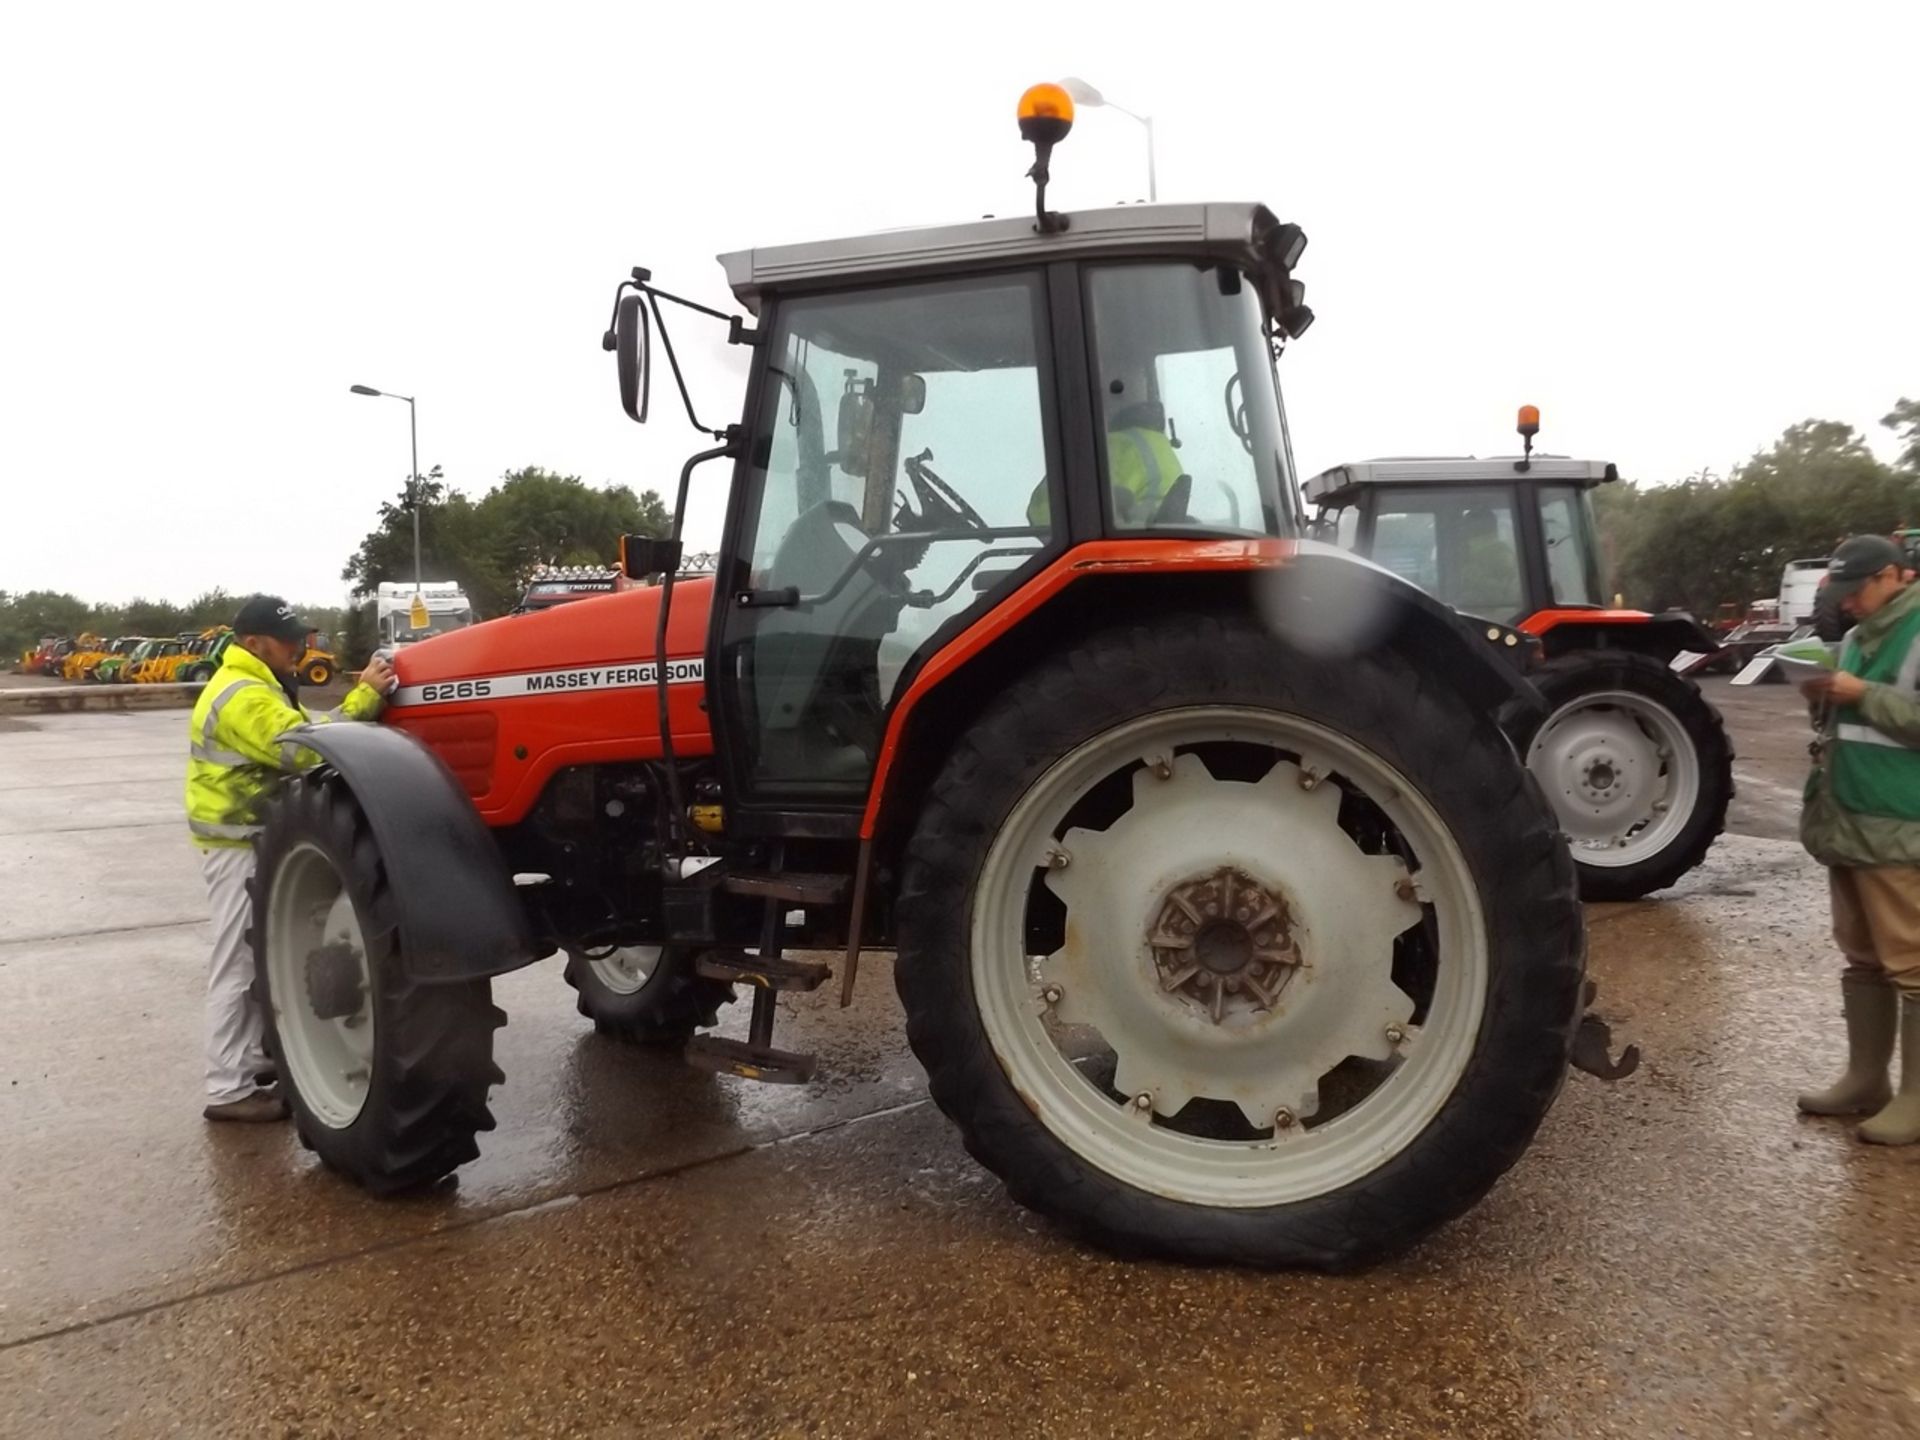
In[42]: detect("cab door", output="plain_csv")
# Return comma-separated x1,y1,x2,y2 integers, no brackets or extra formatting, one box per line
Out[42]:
712,269,1068,822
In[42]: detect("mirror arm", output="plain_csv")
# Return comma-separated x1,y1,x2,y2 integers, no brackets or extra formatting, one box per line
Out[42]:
647,291,727,441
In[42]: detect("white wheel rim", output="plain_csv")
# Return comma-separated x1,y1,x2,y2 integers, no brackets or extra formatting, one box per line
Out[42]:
970,707,1489,1209
585,945,664,996
265,842,375,1129
1526,689,1699,867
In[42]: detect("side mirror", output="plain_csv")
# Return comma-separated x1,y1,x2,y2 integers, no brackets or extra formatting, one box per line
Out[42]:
613,292,651,423
835,378,874,477
619,534,683,580
899,373,927,415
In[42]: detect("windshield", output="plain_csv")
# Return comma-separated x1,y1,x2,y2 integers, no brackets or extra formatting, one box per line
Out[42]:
381,607,474,646
1083,263,1294,536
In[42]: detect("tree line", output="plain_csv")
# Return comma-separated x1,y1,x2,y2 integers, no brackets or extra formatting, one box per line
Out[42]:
1594,400,1920,618
1,588,351,665
12,410,1918,666
4,467,665,665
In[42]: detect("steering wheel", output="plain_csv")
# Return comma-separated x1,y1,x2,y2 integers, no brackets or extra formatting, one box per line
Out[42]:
903,449,990,532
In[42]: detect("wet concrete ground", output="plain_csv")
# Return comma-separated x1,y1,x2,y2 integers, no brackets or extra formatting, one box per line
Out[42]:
3,682,1917,1437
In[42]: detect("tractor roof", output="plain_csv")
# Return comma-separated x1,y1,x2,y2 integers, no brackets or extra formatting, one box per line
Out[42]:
719,202,1304,318
1303,456,1618,508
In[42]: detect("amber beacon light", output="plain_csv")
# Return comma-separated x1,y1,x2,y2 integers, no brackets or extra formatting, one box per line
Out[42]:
1017,84,1075,234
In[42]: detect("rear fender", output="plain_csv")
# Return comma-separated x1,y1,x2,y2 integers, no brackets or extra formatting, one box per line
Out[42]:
862,540,1546,853
1526,610,1720,663
290,722,538,983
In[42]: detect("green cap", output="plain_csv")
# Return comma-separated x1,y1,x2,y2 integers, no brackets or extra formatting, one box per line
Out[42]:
1825,535,1905,598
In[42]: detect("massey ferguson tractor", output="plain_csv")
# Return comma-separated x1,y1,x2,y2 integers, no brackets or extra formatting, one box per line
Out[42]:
249,87,1626,1269
1304,414,1734,900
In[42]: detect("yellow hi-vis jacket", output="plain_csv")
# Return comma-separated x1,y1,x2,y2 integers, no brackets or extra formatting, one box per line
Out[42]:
184,643,384,849
1026,427,1184,527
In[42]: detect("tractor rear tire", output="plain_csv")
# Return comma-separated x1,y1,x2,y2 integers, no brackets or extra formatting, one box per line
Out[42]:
1507,652,1732,901
894,613,1584,1270
563,945,732,1045
251,776,504,1194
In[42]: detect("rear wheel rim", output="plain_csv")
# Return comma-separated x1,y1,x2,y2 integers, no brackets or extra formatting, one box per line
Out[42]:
265,842,375,1129
586,946,664,996
969,706,1488,1209
1526,688,1699,867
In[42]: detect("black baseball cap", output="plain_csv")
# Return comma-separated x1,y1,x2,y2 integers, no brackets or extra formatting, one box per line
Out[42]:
231,594,310,642
1825,536,1906,599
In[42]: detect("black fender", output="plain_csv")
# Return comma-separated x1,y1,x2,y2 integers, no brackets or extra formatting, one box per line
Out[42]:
1533,610,1721,664
288,720,538,983
1270,542,1548,722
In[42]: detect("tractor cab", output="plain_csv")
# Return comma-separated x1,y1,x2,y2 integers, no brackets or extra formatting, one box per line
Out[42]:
1307,410,1733,900
1305,453,1614,630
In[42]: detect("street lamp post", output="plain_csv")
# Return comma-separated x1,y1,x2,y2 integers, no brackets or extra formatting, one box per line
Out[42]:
1059,76,1156,201
349,384,422,589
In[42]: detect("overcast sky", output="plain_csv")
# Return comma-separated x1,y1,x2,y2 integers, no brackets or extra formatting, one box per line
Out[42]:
3,2,1914,608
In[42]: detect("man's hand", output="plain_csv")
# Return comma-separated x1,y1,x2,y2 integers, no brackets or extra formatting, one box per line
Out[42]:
1800,671,1868,705
359,656,397,696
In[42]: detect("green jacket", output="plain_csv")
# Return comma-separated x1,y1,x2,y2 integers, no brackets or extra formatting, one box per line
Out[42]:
184,643,384,848
1802,581,1920,868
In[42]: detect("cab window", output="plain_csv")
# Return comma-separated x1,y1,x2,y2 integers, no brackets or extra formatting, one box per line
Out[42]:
1083,263,1291,536
1370,486,1525,621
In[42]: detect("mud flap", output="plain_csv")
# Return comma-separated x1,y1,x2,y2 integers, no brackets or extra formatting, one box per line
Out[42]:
1571,979,1641,1081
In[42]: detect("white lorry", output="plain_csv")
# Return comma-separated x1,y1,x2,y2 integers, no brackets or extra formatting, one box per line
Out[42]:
373,581,474,648
1779,558,1829,625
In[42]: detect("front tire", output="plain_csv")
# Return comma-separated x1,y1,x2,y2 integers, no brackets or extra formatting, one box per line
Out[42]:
305,660,335,687
251,777,504,1194
563,945,732,1045
894,613,1584,1270
1509,652,1732,901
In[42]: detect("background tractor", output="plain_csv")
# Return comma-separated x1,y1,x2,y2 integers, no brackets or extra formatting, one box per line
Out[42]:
128,638,185,683
60,634,111,682
179,631,233,684
296,632,338,687
17,636,74,676
93,638,157,684
1304,413,1733,900
248,88,1623,1270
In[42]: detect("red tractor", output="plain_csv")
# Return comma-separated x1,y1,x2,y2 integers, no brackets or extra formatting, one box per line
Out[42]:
1305,415,1734,901
250,88,1623,1269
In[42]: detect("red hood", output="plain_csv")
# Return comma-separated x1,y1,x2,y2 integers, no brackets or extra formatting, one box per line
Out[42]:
382,578,716,826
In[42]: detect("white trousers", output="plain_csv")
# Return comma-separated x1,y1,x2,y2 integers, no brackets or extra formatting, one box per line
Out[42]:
202,846,270,1104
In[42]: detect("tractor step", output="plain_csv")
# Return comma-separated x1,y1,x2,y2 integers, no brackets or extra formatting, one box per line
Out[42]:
721,869,850,905
683,1035,816,1085
695,949,832,992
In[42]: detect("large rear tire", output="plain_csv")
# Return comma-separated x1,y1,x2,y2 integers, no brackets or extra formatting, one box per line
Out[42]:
563,945,732,1045
250,777,504,1194
1509,651,1732,901
894,613,1584,1270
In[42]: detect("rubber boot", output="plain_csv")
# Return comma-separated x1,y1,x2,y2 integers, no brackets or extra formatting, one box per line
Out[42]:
1797,974,1896,1116
1859,996,1920,1146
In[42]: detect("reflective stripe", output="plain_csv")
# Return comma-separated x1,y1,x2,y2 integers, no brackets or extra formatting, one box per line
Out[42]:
189,818,262,841
1898,642,1920,694
1837,723,1911,750
200,677,269,752
189,742,253,766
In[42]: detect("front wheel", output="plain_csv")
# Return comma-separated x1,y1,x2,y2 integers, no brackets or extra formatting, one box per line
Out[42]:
1509,652,1732,901
251,777,504,1193
563,944,732,1045
895,614,1584,1270
305,660,335,687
